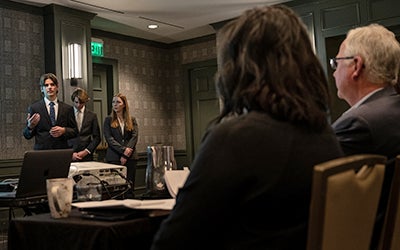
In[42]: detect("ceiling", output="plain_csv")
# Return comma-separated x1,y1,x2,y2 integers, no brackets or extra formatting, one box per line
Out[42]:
11,0,292,44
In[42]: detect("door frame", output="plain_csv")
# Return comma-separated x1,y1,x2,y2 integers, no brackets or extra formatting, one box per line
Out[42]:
183,59,218,163
91,57,119,156
92,56,119,113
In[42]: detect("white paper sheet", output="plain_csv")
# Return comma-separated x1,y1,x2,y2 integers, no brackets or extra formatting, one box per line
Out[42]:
72,198,176,210
164,168,190,198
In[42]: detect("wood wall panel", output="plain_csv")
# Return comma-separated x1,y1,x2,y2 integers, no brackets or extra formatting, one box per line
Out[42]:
321,3,361,31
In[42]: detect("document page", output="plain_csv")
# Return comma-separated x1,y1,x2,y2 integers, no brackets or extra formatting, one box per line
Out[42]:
164,168,190,198
72,198,176,210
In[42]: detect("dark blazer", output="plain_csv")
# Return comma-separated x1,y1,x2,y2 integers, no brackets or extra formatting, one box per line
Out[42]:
68,108,101,161
332,86,400,164
103,116,138,162
332,86,400,249
151,111,343,250
23,99,78,150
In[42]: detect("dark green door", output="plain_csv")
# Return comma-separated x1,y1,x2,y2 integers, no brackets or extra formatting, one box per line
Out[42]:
190,64,219,157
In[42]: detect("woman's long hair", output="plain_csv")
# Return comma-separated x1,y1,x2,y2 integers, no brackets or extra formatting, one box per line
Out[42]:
110,93,134,131
215,5,331,131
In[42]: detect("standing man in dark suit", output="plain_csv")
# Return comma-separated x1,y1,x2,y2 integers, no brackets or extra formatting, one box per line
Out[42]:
68,88,101,162
330,24,400,249
23,73,78,150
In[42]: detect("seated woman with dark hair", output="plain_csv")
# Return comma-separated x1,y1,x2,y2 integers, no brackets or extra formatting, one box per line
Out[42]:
151,4,343,250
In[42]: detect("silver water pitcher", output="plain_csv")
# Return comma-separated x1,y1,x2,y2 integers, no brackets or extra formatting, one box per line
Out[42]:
145,145,177,197
162,145,177,171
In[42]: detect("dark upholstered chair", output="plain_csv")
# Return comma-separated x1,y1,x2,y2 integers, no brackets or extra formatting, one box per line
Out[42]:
378,155,400,250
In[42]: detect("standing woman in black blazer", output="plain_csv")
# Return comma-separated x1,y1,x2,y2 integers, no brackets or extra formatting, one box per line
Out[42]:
104,93,139,187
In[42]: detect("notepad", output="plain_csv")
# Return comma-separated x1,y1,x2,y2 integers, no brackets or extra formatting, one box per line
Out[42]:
164,168,190,198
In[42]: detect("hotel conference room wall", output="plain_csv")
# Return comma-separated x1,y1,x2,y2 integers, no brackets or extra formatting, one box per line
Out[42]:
0,5,216,160
0,6,45,159
3,0,400,161
91,34,216,156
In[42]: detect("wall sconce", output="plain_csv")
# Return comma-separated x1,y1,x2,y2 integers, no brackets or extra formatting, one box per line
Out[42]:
68,43,82,79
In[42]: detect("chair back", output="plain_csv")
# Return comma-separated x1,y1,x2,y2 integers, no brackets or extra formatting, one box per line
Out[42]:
307,154,387,250
378,155,400,250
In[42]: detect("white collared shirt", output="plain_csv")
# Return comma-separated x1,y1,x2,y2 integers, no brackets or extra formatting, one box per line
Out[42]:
74,106,85,117
118,117,125,136
74,106,85,131
343,88,383,114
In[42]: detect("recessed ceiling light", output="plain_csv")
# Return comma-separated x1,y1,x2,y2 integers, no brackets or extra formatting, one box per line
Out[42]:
148,24,158,29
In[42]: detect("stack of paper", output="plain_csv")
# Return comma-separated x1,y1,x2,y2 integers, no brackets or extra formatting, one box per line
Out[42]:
72,199,176,210
164,168,190,198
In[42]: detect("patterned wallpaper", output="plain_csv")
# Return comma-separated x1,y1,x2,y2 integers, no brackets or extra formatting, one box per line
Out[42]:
100,38,185,153
0,7,45,159
0,6,216,160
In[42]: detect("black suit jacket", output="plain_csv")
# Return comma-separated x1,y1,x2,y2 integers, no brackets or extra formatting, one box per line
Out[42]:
103,116,138,162
23,99,78,150
68,108,101,161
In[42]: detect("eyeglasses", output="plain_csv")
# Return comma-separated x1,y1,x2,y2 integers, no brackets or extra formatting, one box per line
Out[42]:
329,56,354,70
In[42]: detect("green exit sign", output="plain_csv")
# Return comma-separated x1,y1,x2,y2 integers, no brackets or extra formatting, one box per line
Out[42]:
91,41,103,57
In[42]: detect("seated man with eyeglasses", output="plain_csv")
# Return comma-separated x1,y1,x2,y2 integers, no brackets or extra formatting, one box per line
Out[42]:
330,23,400,250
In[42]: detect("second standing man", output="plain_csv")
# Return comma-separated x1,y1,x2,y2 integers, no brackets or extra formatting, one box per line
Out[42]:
68,87,101,162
